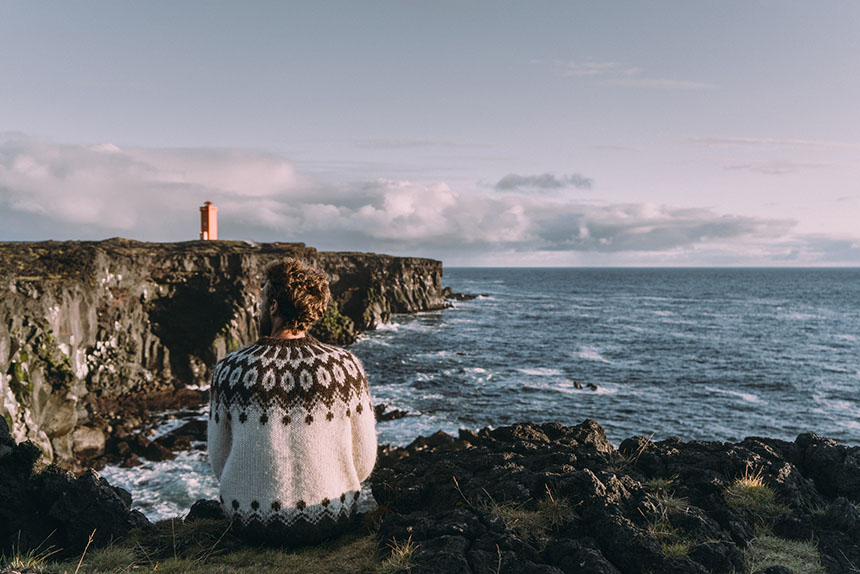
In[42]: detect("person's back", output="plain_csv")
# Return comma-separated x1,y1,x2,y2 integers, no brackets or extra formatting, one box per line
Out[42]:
207,258,377,545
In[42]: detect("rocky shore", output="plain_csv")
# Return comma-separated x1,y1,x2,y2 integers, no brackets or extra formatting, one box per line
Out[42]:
3,415,858,572
372,420,860,573
0,239,445,471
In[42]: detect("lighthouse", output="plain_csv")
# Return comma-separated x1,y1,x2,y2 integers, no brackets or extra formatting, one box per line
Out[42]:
200,201,218,240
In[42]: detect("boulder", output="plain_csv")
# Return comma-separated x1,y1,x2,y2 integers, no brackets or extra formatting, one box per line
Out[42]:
0,417,149,559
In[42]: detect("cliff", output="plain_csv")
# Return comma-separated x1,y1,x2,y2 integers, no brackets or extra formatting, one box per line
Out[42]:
0,239,445,468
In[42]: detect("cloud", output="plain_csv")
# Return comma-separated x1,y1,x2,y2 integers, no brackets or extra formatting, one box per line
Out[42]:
557,60,717,90
558,61,639,78
688,136,860,149
0,135,813,264
0,136,301,233
523,203,793,253
609,77,717,90
495,173,593,191
723,161,832,175
353,139,489,150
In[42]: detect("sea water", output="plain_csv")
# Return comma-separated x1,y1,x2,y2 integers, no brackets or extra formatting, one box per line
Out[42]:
101,267,860,520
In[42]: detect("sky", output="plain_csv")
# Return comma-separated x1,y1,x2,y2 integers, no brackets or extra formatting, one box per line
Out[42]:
1,1,858,266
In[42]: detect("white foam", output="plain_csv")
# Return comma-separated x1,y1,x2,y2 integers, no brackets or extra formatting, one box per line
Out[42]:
822,365,851,374
518,367,563,376
704,386,762,404
572,346,612,364
782,311,822,321
100,449,218,522
374,320,433,333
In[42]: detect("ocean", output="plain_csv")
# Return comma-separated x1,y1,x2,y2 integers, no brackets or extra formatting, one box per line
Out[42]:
101,267,860,521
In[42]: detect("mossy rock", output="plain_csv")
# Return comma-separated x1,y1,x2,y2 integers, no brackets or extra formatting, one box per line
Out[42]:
311,302,357,346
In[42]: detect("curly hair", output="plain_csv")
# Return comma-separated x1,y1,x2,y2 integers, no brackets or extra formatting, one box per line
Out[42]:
263,258,331,333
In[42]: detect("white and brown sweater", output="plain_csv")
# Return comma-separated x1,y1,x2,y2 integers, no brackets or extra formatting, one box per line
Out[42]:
207,335,377,542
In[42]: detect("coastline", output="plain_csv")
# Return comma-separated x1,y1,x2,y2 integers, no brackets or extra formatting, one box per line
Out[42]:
2,417,858,573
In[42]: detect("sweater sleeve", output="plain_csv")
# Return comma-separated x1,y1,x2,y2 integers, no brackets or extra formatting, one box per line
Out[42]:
351,361,377,483
207,372,231,481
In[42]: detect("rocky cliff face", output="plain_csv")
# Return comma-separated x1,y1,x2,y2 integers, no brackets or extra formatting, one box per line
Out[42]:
0,239,445,468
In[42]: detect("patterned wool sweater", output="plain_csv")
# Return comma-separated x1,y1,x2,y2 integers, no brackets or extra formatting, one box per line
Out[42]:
207,335,377,542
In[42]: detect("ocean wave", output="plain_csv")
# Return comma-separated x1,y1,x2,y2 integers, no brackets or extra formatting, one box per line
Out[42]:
833,333,859,342
704,386,762,404
415,350,454,359
780,311,823,321
822,365,852,374
100,449,218,522
572,346,612,364
373,320,436,333
518,367,563,376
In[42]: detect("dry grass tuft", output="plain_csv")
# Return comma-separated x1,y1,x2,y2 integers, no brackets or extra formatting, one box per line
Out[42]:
479,484,577,550
377,535,418,574
724,465,790,524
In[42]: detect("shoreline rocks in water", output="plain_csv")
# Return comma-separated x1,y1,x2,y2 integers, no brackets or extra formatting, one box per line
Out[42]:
442,286,483,301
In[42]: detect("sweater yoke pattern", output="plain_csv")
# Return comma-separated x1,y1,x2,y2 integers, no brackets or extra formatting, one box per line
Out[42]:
210,338,369,416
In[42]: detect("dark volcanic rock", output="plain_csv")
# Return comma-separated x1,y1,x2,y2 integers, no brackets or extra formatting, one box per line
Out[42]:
442,286,481,301
372,420,860,574
0,416,149,559
374,403,409,422
185,499,226,522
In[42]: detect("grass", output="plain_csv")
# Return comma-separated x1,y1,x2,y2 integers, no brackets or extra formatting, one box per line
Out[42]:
78,545,137,572
649,490,689,514
453,478,576,550
641,483,694,560
1,547,61,573
0,532,61,573
724,466,790,525
640,507,692,560
743,534,825,574
607,433,654,473
646,476,676,493
1,517,406,574
377,536,418,574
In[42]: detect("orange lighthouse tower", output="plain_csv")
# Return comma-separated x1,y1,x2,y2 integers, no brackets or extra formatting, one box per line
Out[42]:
200,201,218,240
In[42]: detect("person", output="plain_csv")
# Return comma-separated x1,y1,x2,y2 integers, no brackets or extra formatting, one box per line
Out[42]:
207,257,377,545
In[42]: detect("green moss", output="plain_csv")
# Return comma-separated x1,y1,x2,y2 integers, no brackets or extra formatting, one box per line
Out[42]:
213,324,242,355
8,361,33,403
311,301,357,346
14,327,76,391
661,541,691,559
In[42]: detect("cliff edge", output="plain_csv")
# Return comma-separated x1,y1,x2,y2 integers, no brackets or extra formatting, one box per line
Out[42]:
0,239,445,468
